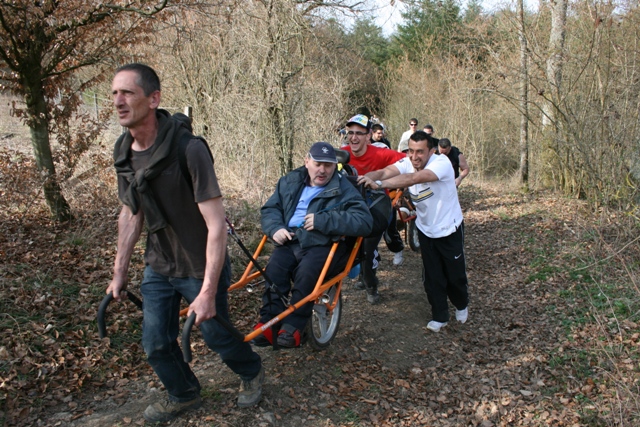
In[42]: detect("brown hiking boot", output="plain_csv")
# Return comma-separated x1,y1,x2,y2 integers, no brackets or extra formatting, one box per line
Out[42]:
237,366,265,408
143,395,202,422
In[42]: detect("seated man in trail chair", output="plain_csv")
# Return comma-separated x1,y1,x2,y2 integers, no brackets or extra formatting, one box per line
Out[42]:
254,142,373,348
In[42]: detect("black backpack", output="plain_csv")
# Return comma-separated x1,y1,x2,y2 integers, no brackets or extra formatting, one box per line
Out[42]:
336,149,392,238
173,113,213,194
364,188,393,238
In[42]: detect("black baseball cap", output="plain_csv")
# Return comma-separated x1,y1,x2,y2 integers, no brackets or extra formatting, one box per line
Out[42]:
308,142,337,163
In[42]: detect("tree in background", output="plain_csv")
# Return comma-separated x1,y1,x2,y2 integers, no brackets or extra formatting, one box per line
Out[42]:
153,0,372,178
0,0,170,221
540,0,567,189
343,17,391,117
348,17,391,67
464,0,483,23
517,0,529,189
392,0,462,61
259,0,374,174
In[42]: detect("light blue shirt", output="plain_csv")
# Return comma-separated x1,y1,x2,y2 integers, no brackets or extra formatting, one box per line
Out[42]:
288,185,325,228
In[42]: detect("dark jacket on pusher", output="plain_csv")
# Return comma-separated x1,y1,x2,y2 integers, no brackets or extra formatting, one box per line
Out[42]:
261,166,373,248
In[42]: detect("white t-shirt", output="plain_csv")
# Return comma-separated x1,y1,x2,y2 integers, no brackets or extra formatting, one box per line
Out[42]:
371,141,389,149
397,130,414,152
394,155,463,238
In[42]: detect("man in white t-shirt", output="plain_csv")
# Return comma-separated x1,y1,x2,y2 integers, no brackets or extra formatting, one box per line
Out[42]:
397,118,418,153
358,130,469,333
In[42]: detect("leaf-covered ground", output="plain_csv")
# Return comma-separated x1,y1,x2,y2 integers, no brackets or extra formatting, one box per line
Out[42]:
1,156,638,426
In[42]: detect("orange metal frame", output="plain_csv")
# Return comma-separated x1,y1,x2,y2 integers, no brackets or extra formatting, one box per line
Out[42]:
184,235,363,343
389,189,416,224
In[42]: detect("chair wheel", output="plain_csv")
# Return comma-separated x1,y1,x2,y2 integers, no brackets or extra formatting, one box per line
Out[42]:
306,284,342,350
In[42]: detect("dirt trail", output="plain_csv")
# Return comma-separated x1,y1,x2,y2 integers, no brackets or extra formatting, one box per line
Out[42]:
41,184,581,427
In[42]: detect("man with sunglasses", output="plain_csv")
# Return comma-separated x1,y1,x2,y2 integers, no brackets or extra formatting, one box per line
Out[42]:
342,114,406,304
397,119,419,153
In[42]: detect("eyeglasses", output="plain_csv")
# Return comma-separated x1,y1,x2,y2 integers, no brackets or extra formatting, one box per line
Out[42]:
347,131,368,136
409,123,417,126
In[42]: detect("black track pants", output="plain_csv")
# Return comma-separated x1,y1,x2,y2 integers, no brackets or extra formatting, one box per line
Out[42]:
417,223,469,323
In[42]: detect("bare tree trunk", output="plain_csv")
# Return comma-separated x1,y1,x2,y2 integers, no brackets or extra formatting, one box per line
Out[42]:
543,0,568,129
517,0,529,188
542,0,568,190
25,79,73,221
260,0,304,176
268,101,293,176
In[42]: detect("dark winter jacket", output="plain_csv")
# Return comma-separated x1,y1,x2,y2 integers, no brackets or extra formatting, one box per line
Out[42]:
440,146,461,178
261,166,373,248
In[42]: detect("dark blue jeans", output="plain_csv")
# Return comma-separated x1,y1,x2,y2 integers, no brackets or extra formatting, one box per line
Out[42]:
141,256,261,402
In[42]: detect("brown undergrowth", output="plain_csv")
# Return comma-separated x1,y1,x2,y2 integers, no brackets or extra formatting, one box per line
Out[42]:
1,146,639,426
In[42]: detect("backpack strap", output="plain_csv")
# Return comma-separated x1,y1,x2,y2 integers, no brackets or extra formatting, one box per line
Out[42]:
177,133,214,194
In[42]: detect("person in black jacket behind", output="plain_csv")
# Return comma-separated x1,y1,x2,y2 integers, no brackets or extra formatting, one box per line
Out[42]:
437,138,470,187
255,142,373,348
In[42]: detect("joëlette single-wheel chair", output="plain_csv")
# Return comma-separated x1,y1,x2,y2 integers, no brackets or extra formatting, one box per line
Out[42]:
97,150,365,361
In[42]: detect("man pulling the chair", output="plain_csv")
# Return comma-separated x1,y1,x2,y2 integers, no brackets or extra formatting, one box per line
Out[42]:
255,142,373,348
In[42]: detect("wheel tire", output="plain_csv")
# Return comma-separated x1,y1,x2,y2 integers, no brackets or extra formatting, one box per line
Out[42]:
408,220,421,252
306,284,342,350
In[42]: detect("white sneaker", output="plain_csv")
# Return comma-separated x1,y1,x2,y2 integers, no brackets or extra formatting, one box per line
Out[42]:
427,320,448,332
455,307,468,324
393,251,404,266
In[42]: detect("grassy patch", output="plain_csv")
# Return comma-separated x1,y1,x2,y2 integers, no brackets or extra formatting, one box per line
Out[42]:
201,385,224,402
580,281,638,320
527,264,559,283
339,407,361,424
493,208,511,221
527,249,560,283
578,409,607,427
548,230,640,425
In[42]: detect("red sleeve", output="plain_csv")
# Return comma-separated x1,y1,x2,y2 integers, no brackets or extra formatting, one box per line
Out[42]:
345,145,406,174
372,146,405,169
386,149,406,164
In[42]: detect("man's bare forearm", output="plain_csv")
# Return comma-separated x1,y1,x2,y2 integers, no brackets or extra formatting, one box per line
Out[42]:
459,154,470,180
363,165,400,181
201,214,227,298
192,197,228,324
362,167,439,190
108,206,144,299
113,206,144,280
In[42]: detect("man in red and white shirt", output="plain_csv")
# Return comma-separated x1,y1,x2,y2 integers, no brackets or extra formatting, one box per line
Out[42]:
342,114,406,304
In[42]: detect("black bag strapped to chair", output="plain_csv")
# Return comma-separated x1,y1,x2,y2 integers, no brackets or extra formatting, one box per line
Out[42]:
335,149,393,238
364,188,393,237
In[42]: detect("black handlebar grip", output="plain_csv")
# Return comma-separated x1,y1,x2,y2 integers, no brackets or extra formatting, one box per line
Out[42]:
180,313,245,364
182,312,196,363
213,315,245,342
97,292,114,339
97,291,143,339
128,292,143,309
